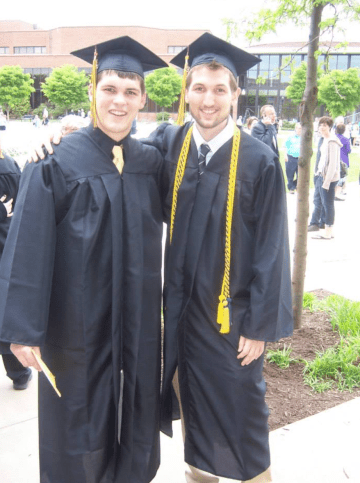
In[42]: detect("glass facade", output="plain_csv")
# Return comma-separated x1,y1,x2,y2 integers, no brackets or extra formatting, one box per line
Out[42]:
241,51,360,118
14,46,46,54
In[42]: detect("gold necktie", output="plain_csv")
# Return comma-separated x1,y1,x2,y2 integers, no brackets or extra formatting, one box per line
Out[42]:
112,145,124,174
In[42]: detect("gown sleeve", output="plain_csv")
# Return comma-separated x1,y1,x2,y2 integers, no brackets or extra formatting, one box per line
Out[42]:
0,158,67,347
241,156,293,342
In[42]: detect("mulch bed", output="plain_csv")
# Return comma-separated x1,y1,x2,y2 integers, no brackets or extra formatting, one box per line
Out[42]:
265,289,360,431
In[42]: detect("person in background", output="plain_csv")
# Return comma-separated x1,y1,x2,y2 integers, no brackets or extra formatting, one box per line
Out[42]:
310,116,341,240
335,123,351,199
236,114,243,127
0,145,32,391
60,114,89,136
284,122,301,193
243,115,258,134
251,105,279,156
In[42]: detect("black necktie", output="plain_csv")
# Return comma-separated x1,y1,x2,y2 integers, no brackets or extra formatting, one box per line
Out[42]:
198,144,211,178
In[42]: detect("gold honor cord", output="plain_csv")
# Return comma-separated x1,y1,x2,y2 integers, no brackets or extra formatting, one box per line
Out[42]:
176,52,189,126
169,125,193,244
91,48,98,128
170,124,241,335
217,125,241,334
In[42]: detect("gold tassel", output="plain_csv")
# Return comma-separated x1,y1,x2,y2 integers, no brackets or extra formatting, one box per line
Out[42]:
91,48,98,128
216,126,241,334
169,125,193,243
217,295,230,334
176,50,189,126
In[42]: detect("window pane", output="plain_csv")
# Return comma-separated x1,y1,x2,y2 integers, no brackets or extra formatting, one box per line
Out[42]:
350,55,360,68
41,47,46,54
269,55,279,70
259,55,269,70
337,55,348,70
34,47,41,54
328,55,337,70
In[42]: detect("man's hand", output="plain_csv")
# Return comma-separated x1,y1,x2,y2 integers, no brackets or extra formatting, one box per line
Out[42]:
262,116,273,126
10,344,42,372
0,195,13,217
28,130,63,163
237,336,265,366
284,154,288,163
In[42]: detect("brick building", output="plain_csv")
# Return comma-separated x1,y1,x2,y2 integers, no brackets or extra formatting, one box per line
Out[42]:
0,20,208,116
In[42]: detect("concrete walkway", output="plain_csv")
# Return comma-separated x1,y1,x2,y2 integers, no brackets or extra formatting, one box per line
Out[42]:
1,121,360,481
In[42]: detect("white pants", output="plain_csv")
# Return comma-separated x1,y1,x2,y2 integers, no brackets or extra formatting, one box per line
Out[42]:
172,371,272,483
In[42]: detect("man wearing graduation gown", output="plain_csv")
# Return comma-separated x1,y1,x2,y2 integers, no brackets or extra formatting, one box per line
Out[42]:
0,150,33,390
0,37,167,483
146,34,293,482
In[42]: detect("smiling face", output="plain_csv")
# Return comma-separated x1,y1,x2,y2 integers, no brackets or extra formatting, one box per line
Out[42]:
185,65,240,141
92,73,146,142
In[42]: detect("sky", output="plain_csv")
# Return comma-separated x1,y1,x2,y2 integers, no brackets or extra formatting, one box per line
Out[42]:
1,0,357,46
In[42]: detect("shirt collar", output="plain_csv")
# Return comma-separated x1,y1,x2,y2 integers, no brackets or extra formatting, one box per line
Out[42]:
192,116,235,155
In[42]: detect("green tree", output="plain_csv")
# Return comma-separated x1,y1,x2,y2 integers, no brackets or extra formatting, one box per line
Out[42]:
318,68,360,117
285,61,323,105
145,67,182,121
41,65,88,114
226,0,360,329
0,65,35,119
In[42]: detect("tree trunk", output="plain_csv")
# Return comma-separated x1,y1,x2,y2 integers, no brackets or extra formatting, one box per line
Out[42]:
292,4,324,329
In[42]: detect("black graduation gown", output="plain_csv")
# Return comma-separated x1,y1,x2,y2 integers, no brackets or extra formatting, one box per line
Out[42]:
0,154,21,355
147,123,293,481
0,125,163,483
0,154,21,255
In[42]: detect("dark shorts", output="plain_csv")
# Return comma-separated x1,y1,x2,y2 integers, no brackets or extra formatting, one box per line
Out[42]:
0,126,6,131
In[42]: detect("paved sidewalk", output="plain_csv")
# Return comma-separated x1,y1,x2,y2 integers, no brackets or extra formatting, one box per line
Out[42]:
1,123,360,482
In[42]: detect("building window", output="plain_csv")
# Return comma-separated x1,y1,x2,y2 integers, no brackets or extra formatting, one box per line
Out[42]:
0,47,9,54
14,46,46,54
167,46,186,54
350,55,360,68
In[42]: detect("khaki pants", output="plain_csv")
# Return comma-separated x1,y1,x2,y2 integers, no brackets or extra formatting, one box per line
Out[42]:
172,370,272,483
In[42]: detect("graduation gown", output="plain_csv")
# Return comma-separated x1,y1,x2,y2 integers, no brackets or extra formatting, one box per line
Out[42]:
0,154,21,355
0,154,21,255
147,122,293,481
0,125,163,483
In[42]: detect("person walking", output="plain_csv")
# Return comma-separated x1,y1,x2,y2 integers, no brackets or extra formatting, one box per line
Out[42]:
284,122,301,193
335,123,351,198
310,116,341,240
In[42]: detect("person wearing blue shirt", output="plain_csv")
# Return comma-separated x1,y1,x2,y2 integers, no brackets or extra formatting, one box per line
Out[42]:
284,123,301,193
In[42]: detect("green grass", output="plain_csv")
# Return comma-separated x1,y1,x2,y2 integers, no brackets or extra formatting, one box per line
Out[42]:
270,292,360,393
266,345,298,369
301,294,360,392
303,337,360,392
302,292,320,312
277,132,360,190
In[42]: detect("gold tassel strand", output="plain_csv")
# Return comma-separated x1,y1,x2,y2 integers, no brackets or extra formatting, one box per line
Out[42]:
217,126,241,334
176,50,189,126
169,125,193,243
91,48,98,128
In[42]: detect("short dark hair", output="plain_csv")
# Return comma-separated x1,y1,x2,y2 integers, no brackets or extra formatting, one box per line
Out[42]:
318,116,333,129
186,61,238,93
336,123,346,135
97,69,145,95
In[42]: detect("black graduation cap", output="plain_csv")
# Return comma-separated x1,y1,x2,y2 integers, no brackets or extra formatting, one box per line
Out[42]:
71,35,168,78
171,32,260,78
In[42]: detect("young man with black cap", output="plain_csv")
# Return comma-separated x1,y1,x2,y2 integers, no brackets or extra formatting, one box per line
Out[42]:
147,33,293,483
0,37,167,483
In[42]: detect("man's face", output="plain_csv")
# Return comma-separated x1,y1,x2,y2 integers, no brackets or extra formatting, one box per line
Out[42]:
264,107,276,124
93,74,146,142
185,66,239,140
295,125,302,136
